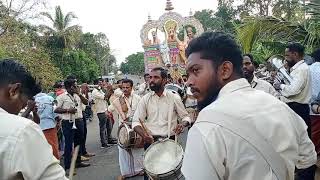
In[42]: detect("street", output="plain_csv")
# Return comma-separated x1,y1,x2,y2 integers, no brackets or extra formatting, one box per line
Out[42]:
72,115,188,180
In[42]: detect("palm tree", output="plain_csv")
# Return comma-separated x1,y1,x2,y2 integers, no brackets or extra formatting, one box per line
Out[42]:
40,6,79,49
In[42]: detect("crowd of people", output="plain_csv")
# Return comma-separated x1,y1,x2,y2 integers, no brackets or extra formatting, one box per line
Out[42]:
1,31,320,180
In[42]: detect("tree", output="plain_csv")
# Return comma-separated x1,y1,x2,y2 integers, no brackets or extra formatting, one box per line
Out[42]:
40,6,80,49
0,19,62,90
272,0,304,21
120,52,144,75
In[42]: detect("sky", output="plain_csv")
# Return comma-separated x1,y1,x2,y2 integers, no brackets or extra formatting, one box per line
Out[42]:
48,0,217,65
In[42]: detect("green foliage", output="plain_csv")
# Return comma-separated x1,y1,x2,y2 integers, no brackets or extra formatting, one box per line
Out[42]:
120,52,145,75
59,50,99,83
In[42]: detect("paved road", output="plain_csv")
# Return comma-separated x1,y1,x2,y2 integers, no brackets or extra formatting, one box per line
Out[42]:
73,114,188,180
72,117,142,180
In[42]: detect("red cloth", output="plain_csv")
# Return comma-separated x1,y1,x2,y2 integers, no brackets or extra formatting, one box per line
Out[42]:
311,115,320,155
43,128,60,160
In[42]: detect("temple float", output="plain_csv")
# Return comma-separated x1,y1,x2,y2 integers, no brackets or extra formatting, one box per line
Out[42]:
140,0,204,83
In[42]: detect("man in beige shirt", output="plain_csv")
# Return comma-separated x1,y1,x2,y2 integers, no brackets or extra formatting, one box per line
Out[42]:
132,67,191,142
55,79,90,172
242,53,279,96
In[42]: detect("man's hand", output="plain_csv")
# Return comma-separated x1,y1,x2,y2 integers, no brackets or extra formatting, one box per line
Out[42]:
143,133,154,144
312,104,319,114
273,82,281,91
26,100,36,110
68,108,77,114
174,121,189,135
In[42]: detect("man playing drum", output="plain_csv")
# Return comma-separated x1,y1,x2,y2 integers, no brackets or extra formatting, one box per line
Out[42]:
110,79,143,180
132,67,191,180
181,32,316,180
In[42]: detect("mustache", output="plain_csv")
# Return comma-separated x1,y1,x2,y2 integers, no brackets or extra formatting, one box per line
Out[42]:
190,87,200,93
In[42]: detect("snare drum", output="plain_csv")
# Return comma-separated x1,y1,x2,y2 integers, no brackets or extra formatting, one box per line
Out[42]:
117,123,144,149
143,139,184,180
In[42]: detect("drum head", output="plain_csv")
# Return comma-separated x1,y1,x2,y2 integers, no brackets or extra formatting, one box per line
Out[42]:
118,124,129,146
144,139,184,175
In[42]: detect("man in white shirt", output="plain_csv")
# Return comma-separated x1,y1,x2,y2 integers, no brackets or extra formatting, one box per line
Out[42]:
132,67,191,180
92,78,116,147
242,53,278,96
181,32,316,180
137,73,150,96
110,79,144,180
0,59,68,179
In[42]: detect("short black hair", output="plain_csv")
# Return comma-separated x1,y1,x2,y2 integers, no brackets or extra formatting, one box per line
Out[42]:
243,53,258,68
286,43,305,57
311,48,320,62
104,78,109,82
0,59,41,98
53,81,63,89
151,67,168,79
182,74,187,78
144,73,150,78
186,31,243,75
122,79,133,87
116,79,123,84
64,79,76,89
66,74,77,80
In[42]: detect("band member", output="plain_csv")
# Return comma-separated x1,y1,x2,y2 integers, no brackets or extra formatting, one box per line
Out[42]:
0,59,68,179
132,67,191,180
274,43,312,138
137,73,150,96
110,79,143,180
242,53,278,96
181,32,316,180
55,79,90,173
92,78,116,148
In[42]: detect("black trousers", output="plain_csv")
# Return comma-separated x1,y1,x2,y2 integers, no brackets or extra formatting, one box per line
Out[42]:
143,135,175,180
62,119,84,169
287,102,311,137
287,102,315,180
81,111,88,155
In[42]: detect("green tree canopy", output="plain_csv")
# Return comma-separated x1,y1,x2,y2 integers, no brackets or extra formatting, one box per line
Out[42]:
120,52,145,75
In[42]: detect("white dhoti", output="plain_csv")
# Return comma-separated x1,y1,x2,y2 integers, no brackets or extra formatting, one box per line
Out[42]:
118,146,144,177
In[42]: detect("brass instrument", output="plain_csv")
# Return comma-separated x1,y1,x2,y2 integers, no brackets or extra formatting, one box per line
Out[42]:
268,55,293,85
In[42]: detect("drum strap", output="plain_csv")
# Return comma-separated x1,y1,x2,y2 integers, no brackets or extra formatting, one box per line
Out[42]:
197,119,287,180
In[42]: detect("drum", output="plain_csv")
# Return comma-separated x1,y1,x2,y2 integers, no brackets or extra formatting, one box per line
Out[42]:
117,123,144,149
143,139,184,180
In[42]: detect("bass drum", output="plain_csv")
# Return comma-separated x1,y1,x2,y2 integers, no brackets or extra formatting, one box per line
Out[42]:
143,139,184,180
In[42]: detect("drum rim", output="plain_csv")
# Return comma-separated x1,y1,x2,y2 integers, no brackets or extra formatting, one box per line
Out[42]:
143,139,184,175
117,123,131,148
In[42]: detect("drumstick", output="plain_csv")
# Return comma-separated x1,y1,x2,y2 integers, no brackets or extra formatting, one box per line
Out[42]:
139,118,150,136
69,145,80,180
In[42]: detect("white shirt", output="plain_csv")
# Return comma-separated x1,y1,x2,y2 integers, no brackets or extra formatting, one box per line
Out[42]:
182,78,316,180
137,82,150,96
250,76,279,97
132,90,191,137
92,88,108,113
0,107,67,180
280,60,312,104
56,92,81,120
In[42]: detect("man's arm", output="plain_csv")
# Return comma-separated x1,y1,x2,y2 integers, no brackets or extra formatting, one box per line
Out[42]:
280,68,307,97
11,122,67,179
132,96,153,143
182,125,222,180
173,94,191,134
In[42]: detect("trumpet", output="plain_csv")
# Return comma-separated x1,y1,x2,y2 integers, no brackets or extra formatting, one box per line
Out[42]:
268,55,293,85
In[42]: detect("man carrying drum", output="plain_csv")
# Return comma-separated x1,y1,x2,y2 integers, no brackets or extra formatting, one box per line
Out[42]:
109,79,143,180
132,67,191,180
